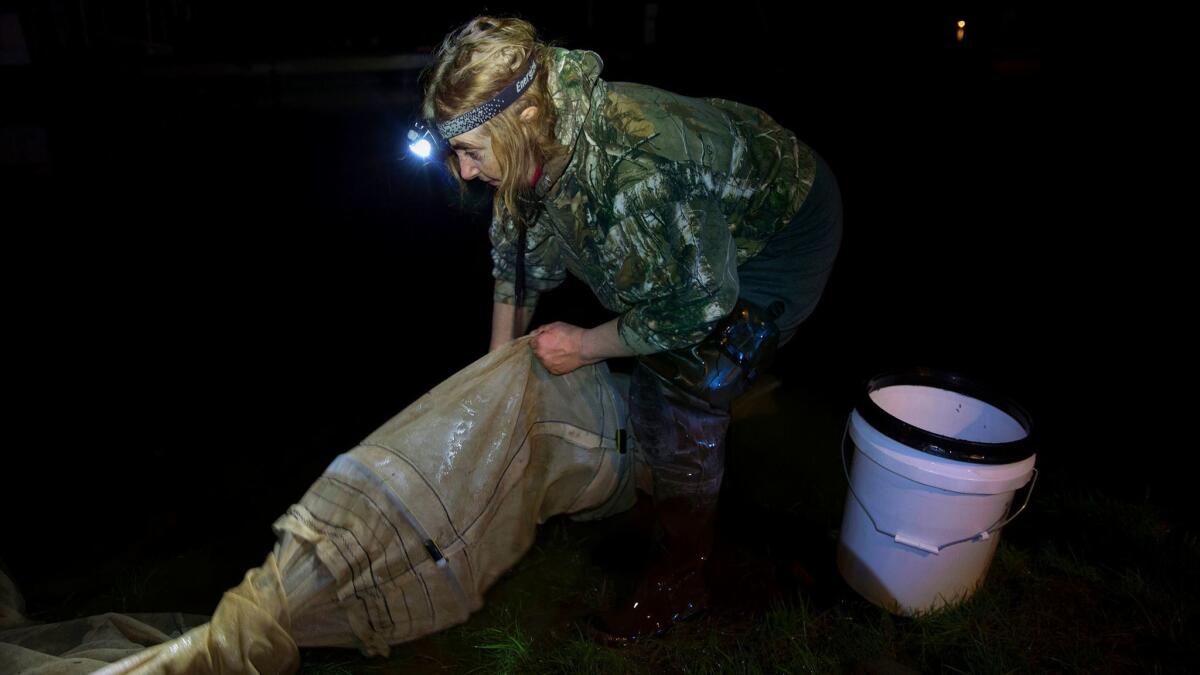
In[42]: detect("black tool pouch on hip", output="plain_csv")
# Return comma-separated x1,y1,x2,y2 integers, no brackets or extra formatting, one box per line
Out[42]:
640,299,781,409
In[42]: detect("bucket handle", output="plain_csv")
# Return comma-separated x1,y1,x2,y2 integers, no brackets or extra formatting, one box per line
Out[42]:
841,419,1038,555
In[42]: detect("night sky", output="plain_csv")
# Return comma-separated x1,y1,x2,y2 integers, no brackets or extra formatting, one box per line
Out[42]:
3,2,1147,610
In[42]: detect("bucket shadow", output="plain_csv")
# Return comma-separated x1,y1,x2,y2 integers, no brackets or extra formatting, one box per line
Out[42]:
835,541,904,613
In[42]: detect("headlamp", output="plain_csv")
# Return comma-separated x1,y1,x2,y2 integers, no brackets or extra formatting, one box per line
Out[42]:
406,120,447,163
404,55,538,165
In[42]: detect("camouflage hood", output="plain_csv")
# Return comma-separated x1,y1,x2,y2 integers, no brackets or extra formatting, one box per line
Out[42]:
537,47,607,195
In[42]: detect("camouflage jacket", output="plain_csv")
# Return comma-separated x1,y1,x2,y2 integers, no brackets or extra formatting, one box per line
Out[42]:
491,48,816,354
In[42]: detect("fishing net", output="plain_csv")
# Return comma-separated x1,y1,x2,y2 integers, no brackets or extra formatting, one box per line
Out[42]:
1,337,638,673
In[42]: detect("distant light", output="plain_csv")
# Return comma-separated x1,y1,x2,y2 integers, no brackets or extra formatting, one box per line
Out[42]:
409,138,432,159
958,20,966,28
956,19,966,43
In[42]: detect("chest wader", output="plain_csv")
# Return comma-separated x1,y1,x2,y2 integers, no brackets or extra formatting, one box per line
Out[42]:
594,299,780,643
591,151,842,643
633,298,782,508
594,149,843,643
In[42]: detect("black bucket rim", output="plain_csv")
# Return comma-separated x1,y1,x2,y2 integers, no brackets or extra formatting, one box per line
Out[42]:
857,367,1035,465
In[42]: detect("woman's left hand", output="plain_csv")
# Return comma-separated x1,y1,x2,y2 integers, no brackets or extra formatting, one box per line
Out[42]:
530,322,596,375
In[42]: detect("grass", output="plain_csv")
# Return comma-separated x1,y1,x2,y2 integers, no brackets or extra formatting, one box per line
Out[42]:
293,384,1200,673
324,381,1195,667
469,622,533,674
18,383,1197,674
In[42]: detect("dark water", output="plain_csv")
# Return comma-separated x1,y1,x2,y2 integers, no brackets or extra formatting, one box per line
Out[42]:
3,4,1138,621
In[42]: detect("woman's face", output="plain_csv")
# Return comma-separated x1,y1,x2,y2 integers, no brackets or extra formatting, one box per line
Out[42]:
450,128,502,187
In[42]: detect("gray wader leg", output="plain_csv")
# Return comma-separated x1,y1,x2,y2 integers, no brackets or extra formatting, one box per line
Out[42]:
595,152,842,642
594,301,777,643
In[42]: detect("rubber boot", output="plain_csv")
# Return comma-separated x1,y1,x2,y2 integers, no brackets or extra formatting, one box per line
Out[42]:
591,362,730,644
591,496,716,644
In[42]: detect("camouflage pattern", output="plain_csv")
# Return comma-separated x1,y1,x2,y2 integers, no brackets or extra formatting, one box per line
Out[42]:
492,48,816,354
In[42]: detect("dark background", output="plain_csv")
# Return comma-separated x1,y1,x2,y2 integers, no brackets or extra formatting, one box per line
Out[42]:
2,2,1140,613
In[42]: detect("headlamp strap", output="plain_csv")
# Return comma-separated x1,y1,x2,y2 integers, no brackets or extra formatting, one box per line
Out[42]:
436,56,538,139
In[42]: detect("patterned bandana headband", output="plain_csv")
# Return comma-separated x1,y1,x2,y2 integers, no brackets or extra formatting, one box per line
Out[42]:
436,57,539,139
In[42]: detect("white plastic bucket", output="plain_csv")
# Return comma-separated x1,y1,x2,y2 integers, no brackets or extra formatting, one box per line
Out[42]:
836,369,1036,615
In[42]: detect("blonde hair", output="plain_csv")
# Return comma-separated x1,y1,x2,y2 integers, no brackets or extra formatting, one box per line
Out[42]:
421,16,566,222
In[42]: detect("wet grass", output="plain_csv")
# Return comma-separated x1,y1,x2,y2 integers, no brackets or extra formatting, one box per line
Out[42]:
298,385,1200,674
298,501,1198,674
14,383,1196,673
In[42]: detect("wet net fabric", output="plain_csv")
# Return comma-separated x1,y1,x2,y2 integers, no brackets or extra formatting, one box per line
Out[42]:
1,338,636,673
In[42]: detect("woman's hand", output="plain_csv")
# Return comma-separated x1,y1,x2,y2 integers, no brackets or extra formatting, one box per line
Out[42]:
530,322,597,375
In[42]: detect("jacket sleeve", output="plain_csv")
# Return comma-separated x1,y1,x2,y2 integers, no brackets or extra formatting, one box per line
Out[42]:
614,198,741,354
489,211,567,308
